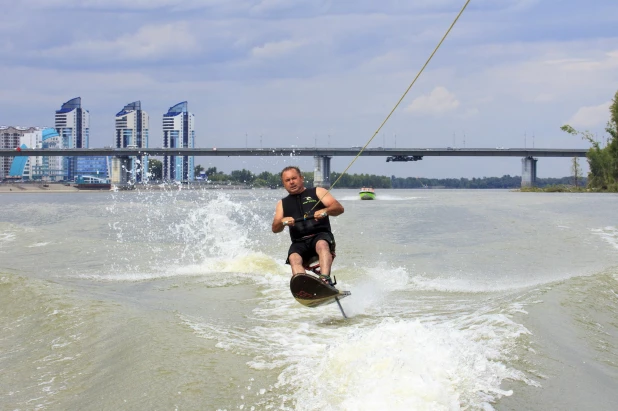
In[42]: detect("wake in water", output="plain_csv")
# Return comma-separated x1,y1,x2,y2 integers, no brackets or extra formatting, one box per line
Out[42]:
183,263,539,410
99,189,540,410
84,190,284,282
592,226,618,251
0,229,16,249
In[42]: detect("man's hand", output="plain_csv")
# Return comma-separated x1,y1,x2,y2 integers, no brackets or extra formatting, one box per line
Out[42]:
313,209,329,220
281,217,295,227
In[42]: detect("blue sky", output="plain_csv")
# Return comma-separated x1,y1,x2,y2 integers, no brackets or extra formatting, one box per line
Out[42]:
2,0,617,178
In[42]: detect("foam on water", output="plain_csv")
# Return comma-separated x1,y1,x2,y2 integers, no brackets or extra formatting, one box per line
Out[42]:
27,242,50,248
407,271,586,294
289,318,531,411
185,284,535,410
338,264,409,316
592,226,618,252
0,230,16,249
75,252,286,284
92,191,279,282
181,262,537,410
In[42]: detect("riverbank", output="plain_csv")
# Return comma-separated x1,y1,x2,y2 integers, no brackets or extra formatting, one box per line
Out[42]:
519,185,588,193
0,182,258,193
0,183,79,193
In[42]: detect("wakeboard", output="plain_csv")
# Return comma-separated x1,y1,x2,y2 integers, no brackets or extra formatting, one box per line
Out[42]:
290,273,351,309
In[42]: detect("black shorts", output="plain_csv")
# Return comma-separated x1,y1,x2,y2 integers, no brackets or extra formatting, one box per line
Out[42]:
286,232,336,265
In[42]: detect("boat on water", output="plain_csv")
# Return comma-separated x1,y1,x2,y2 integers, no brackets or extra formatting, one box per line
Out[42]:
75,175,111,190
359,187,376,200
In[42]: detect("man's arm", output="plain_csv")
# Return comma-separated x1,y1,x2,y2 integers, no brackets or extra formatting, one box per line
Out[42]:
272,200,286,233
314,187,344,219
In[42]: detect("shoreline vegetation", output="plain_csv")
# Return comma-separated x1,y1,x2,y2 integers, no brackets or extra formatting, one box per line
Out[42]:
0,176,591,193
560,89,618,192
519,185,587,193
188,166,587,190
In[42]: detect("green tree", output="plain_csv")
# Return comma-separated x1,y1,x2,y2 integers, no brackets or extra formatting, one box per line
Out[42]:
203,167,228,182
148,159,162,180
230,169,255,184
302,172,314,187
256,171,280,187
561,90,618,191
194,164,204,177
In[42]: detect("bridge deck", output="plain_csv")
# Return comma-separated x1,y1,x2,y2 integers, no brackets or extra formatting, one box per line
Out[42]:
1,147,588,157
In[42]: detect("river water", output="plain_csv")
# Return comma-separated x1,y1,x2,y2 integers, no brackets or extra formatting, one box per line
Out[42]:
1,188,617,410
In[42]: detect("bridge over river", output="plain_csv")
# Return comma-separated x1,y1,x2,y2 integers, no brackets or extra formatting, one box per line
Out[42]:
0,147,587,188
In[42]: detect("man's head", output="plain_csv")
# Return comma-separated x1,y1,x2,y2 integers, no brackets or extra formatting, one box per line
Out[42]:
280,166,305,195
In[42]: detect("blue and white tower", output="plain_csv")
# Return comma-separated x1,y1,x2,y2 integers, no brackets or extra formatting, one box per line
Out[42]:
163,101,195,182
114,101,149,183
55,97,90,180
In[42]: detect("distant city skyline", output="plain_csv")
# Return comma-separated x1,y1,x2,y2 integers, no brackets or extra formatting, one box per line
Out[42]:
1,0,616,178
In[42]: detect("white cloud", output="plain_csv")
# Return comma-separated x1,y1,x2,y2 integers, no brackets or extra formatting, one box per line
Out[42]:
404,86,460,115
251,39,304,58
38,23,198,61
566,101,612,128
251,0,296,13
542,51,618,72
533,93,554,103
462,44,618,107
19,0,234,11
459,107,480,118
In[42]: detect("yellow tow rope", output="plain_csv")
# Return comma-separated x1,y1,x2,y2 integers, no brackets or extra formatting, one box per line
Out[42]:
311,0,471,210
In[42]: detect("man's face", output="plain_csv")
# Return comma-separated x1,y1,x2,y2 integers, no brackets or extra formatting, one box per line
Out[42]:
281,169,304,194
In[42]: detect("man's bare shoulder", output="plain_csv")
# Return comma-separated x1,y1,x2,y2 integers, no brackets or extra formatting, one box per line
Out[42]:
315,187,330,197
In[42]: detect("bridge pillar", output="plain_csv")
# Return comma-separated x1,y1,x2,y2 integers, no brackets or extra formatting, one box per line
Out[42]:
521,156,537,188
313,155,331,188
111,156,132,186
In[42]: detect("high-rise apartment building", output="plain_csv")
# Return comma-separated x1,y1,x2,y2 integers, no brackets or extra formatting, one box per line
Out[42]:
162,101,195,182
114,101,149,182
55,97,90,180
0,126,40,180
1,127,66,181
10,127,46,180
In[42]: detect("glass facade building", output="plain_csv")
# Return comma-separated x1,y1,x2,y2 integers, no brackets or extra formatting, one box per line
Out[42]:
76,156,110,179
114,101,149,183
163,101,195,182
55,97,90,181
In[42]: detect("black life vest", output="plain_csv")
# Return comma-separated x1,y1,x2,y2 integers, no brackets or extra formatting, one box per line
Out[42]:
282,187,332,241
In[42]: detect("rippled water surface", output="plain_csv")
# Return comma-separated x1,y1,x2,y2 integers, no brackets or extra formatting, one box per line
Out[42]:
1,189,617,410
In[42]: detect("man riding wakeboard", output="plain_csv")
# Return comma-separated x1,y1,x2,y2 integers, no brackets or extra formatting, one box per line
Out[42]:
271,166,344,281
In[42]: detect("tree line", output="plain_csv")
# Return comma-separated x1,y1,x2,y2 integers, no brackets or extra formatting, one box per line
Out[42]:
147,161,584,189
